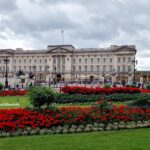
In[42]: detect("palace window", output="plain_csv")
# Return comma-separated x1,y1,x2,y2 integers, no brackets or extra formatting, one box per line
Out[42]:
128,66,132,72
103,58,106,63
109,65,113,72
85,66,87,71
85,58,87,64
117,66,120,72
45,66,48,71
13,66,16,71
14,59,16,64
91,65,93,71
123,57,126,63
45,59,47,64
103,65,106,72
117,57,120,63
122,65,126,72
110,58,113,63
73,59,76,64
96,65,100,71
79,66,81,72
24,66,26,71
39,66,42,71
79,58,81,63
91,58,94,63
29,66,32,72
128,57,131,63
73,66,75,71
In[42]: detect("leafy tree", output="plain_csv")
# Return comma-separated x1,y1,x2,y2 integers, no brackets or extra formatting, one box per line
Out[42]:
29,72,34,79
29,86,54,109
16,70,25,76
0,82,4,90
146,84,150,89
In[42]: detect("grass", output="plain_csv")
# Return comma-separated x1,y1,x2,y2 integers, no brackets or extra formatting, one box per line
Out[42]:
0,96,127,109
0,129,150,150
0,96,30,109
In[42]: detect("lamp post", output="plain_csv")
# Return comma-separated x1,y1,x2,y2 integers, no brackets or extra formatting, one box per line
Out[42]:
4,57,10,89
39,73,42,86
112,69,116,83
102,71,105,84
32,65,36,86
54,66,56,79
75,72,77,81
46,66,49,86
53,67,57,87
132,59,138,83
49,76,51,86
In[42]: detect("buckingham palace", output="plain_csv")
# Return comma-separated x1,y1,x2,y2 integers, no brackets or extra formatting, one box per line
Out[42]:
0,44,137,84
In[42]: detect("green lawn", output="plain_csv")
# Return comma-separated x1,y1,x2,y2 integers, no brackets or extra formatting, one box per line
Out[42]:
0,96,127,109
0,129,150,150
0,96,30,109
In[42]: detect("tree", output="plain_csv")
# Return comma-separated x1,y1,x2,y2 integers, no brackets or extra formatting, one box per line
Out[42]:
29,86,54,109
29,72,34,79
16,70,25,76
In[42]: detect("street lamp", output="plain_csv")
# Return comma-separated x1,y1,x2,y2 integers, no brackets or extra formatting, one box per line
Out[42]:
132,59,138,83
3,57,10,89
53,67,57,86
102,71,105,83
39,73,42,86
45,66,50,86
112,69,116,83
75,72,77,81
32,65,36,86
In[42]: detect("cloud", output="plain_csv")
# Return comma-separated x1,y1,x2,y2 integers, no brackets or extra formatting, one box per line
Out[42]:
0,0,149,70
0,0,17,13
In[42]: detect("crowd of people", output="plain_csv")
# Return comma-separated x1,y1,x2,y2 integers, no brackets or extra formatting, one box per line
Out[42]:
1,80,150,90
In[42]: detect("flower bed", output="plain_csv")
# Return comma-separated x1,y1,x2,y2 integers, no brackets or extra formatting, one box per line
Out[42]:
141,89,150,93
61,86,141,95
0,105,150,137
0,90,28,96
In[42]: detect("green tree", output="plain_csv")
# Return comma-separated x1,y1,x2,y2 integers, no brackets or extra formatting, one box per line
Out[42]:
29,86,54,109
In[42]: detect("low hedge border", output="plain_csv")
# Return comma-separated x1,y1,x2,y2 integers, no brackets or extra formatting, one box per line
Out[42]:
1,120,150,138
54,93,150,104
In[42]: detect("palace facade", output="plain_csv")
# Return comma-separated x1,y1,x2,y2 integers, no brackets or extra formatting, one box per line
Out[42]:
0,44,137,84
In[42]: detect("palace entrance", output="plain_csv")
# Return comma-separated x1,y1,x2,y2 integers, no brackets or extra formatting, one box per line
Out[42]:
56,74,61,82
90,75,94,82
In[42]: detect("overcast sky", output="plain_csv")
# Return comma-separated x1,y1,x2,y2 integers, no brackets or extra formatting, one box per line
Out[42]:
0,0,150,70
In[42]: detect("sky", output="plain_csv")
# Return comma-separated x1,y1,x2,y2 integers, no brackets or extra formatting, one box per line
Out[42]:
0,0,150,70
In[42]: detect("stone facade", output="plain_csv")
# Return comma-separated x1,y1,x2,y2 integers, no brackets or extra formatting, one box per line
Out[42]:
135,71,150,83
0,44,137,84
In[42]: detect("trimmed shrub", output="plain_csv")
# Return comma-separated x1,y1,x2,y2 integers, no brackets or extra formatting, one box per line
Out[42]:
0,83,4,90
104,84,111,88
93,99,113,111
54,93,150,104
129,99,150,108
146,84,150,89
29,86,54,109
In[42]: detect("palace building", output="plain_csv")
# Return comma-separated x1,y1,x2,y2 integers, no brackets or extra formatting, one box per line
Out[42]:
0,44,137,84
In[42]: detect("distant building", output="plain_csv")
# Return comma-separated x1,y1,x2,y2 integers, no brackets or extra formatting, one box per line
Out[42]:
0,44,137,83
135,71,150,83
